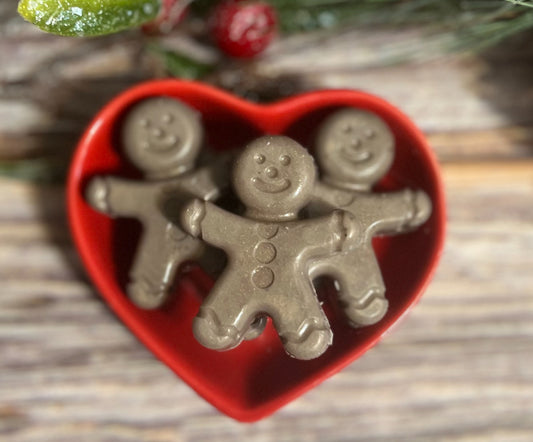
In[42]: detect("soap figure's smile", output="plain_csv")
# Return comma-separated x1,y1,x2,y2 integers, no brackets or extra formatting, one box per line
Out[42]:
251,161,292,194
140,118,181,154
337,129,377,165
341,145,372,164
144,131,180,153
252,176,291,194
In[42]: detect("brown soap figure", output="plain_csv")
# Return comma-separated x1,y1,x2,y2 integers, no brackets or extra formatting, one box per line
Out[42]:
181,136,359,360
311,109,432,327
85,97,223,310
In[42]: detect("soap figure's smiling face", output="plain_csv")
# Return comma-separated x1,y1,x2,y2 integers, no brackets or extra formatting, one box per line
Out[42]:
122,97,203,178
233,136,316,219
251,152,292,194
139,114,180,154
315,109,395,188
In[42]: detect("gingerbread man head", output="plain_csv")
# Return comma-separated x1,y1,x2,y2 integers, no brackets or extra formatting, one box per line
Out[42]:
232,136,317,220
122,97,203,179
315,109,395,190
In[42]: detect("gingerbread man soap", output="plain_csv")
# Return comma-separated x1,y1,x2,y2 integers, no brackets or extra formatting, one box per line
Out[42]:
85,97,225,309
181,135,360,360
310,109,432,327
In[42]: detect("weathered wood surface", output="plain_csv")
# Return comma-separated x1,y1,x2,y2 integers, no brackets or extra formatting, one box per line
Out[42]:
1,4,533,441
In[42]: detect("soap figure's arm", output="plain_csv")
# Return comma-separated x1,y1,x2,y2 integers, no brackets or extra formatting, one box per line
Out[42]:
294,210,361,260
181,199,253,250
407,190,432,228
351,190,432,238
85,176,152,218
174,165,230,202
310,182,354,213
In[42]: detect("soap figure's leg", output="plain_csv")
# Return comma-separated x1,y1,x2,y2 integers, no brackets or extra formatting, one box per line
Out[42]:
331,248,388,327
192,274,257,351
128,220,198,309
270,280,332,360
243,316,267,340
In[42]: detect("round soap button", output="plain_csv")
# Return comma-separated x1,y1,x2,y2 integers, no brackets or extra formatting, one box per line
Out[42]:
253,242,277,264
252,266,275,289
256,224,279,239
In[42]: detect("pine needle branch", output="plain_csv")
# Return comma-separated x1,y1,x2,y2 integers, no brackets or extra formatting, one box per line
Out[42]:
506,0,533,7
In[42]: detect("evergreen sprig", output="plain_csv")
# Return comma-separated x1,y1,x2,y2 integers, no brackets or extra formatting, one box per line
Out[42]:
506,0,533,7
269,0,533,36
264,0,533,61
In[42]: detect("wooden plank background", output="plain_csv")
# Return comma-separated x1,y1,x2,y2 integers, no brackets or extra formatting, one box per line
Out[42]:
1,2,533,440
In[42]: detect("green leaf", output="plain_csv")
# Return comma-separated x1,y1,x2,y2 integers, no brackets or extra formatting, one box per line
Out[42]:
18,0,160,36
150,47,215,79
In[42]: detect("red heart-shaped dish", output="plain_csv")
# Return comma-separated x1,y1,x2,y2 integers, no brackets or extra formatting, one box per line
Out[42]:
68,80,445,422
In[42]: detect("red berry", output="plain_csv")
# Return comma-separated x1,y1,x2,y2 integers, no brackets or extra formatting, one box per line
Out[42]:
142,0,188,35
210,0,277,58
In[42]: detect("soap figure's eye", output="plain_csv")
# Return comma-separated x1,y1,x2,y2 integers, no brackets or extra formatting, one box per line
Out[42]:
364,129,375,139
342,124,353,133
279,155,291,166
255,154,266,164
162,113,173,124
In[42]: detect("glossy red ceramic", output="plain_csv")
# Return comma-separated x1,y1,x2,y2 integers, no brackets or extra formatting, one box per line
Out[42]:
67,80,446,422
